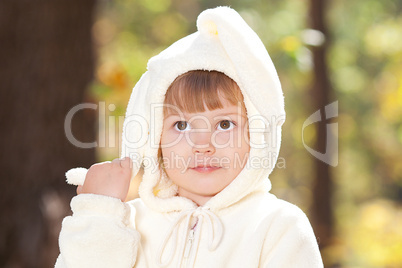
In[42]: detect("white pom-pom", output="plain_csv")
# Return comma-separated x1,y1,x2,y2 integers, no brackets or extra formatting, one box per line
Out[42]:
65,167,88,186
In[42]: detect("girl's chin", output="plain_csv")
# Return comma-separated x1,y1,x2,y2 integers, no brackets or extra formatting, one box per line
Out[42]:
178,187,222,200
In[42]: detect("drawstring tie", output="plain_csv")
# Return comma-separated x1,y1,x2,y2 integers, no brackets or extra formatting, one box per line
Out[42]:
156,207,223,267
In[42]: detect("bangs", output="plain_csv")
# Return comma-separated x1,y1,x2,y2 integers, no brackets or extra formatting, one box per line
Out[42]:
164,70,244,116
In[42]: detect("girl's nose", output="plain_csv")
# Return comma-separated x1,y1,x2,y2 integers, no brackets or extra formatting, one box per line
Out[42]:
190,132,216,155
192,143,216,155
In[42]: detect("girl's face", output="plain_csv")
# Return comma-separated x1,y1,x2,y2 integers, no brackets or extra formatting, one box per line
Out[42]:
160,95,249,206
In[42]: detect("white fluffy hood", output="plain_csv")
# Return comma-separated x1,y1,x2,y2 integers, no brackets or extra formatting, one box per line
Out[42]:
67,6,285,213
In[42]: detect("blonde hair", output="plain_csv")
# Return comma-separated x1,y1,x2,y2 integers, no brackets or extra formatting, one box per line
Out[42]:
163,70,245,115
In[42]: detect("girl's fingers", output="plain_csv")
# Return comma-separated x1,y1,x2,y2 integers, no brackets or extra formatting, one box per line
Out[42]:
120,157,132,169
111,158,122,167
111,157,132,169
76,185,83,195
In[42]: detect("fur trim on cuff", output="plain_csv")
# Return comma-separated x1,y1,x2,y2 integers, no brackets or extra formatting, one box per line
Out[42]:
71,194,130,222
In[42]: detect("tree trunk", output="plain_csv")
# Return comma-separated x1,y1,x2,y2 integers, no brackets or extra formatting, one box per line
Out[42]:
309,0,334,249
0,0,97,267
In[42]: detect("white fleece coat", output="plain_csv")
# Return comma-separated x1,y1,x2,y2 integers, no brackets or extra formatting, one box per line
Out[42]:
56,6,323,268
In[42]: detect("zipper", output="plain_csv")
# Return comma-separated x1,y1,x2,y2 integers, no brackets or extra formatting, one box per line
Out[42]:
182,218,198,267
183,229,195,258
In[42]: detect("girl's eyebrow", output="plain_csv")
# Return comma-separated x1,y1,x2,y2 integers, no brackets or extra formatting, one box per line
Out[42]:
214,112,248,119
164,111,247,120
216,112,244,116
164,114,183,120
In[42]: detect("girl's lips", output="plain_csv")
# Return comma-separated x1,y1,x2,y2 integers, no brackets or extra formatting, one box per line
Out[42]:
191,166,221,173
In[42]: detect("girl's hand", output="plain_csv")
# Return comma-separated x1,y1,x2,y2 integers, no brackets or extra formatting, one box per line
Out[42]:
76,157,132,202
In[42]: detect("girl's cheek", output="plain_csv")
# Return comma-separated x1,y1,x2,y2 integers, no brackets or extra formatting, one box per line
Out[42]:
239,130,250,149
213,132,233,148
161,130,184,147
214,129,247,149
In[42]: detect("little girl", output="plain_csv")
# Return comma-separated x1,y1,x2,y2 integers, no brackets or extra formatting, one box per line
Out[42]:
56,6,323,267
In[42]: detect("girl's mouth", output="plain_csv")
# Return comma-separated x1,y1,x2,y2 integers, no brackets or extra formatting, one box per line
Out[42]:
191,166,221,173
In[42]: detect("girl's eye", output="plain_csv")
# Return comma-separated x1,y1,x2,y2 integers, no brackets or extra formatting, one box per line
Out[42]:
174,121,191,131
217,120,235,131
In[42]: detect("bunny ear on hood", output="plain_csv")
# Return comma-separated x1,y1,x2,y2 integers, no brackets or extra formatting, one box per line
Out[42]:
67,6,286,212
196,8,284,119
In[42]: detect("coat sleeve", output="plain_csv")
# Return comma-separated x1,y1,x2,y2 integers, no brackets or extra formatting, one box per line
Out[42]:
55,194,140,268
259,203,324,268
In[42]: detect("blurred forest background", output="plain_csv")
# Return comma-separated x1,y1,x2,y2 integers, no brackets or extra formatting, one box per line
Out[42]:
1,0,402,267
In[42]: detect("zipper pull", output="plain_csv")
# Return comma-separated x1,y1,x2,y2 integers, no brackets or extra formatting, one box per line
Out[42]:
184,229,195,258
